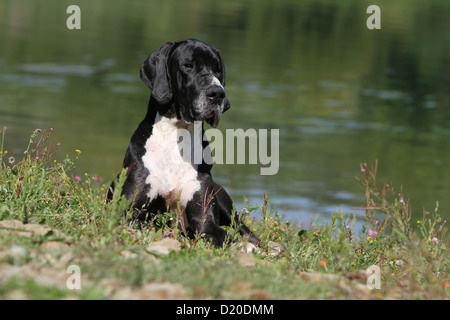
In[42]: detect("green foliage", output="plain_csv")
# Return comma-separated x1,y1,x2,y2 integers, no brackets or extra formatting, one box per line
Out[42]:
0,128,448,299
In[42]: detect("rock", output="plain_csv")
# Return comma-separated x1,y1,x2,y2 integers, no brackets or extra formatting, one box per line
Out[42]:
0,220,24,229
297,271,376,299
0,262,71,288
232,242,259,254
237,253,259,267
119,250,138,259
23,223,52,236
297,271,340,283
225,281,272,300
146,238,181,256
247,289,272,300
9,245,28,259
99,278,126,298
114,282,186,300
139,282,185,299
0,220,65,239
3,290,30,300
40,241,70,250
262,241,284,257
0,220,31,237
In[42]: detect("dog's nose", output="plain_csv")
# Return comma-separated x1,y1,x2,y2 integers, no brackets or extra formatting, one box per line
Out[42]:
206,86,225,104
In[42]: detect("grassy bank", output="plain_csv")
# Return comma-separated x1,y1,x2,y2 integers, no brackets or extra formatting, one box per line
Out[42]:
0,127,448,299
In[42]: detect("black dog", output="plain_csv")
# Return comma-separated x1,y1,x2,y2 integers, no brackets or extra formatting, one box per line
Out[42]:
108,39,260,247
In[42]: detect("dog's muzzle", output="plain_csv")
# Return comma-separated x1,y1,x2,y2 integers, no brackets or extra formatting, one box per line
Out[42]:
206,85,225,105
204,85,229,128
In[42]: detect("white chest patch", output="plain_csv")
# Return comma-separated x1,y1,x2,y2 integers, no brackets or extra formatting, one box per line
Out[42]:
142,112,202,209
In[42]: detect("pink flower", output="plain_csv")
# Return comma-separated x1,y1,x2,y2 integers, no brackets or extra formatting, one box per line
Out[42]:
74,176,81,182
368,230,378,238
360,162,368,172
93,176,100,182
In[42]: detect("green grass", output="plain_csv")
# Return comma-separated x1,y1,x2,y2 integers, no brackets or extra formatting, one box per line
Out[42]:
0,127,449,299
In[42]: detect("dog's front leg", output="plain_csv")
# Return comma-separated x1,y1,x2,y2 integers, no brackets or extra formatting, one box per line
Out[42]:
185,191,228,247
211,182,261,246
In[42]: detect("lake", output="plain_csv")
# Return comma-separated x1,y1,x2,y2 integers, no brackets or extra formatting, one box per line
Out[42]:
1,0,449,227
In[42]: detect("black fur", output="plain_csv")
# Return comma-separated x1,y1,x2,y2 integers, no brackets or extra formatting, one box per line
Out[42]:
108,39,260,247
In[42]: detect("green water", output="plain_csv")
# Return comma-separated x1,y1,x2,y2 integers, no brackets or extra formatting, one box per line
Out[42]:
1,0,449,225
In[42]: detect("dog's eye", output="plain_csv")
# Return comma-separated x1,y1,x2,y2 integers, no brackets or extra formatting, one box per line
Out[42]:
183,63,194,71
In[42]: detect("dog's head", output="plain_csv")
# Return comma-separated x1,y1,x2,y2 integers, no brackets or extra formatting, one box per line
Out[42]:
140,39,230,128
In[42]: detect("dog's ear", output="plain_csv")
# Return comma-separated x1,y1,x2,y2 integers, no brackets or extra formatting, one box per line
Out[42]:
216,49,226,87
215,50,229,112
140,42,175,105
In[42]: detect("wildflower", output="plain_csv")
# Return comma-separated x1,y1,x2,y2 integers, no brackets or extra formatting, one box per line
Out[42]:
319,259,327,266
431,237,440,245
74,176,81,182
93,176,100,182
75,149,82,154
395,260,404,266
368,230,377,238
360,162,368,172
8,156,15,164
